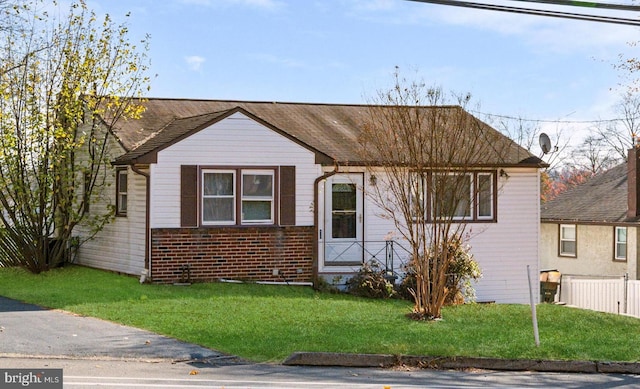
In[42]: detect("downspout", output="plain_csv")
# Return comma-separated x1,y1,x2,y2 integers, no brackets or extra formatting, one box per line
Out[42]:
131,164,151,282
312,162,339,288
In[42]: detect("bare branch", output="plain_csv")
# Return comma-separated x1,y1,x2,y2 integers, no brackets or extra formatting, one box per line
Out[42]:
358,68,522,319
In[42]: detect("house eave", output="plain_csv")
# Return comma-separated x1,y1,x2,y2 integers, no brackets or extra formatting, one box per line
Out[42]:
541,218,640,226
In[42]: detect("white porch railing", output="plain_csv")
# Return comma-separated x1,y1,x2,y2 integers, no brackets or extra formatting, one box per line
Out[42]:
560,274,640,317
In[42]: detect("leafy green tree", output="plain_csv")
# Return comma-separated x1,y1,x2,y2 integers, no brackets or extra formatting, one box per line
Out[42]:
0,0,149,272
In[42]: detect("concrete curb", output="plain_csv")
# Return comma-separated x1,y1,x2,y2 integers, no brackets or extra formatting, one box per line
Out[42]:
282,352,640,374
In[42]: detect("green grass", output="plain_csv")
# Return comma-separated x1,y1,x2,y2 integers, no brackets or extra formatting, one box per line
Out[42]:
1,265,640,363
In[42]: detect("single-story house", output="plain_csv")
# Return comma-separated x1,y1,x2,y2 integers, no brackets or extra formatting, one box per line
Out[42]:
540,148,640,279
76,98,545,303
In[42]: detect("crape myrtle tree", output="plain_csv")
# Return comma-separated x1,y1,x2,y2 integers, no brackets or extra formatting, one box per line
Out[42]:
358,70,514,320
0,0,149,272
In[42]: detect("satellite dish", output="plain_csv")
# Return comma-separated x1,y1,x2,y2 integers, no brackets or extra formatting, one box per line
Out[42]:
539,133,552,155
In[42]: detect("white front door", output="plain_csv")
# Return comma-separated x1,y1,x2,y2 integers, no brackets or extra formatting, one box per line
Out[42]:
323,174,364,266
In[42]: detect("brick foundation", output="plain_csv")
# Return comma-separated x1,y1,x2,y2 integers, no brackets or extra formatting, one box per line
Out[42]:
150,226,314,284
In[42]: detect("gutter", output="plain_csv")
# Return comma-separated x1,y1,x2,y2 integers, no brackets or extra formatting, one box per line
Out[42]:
130,164,151,282
312,162,340,288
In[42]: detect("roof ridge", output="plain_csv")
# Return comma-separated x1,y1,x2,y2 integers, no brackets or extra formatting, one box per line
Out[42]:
127,117,177,151
137,96,463,109
172,108,235,121
583,163,626,185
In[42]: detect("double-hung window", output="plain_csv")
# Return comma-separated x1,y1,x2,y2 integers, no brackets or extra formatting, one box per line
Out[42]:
477,173,494,220
202,168,274,225
202,170,235,224
241,170,274,224
116,168,128,216
614,226,627,261
559,224,577,257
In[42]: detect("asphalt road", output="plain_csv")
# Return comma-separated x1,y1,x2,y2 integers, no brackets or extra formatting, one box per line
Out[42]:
2,357,640,389
0,296,229,362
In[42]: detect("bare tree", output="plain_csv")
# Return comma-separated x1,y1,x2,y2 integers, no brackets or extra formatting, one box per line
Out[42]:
488,116,571,171
358,70,516,320
590,92,640,163
573,135,618,174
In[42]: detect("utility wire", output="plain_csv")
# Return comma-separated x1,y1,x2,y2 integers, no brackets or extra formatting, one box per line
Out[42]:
406,0,640,26
510,0,640,12
471,109,637,124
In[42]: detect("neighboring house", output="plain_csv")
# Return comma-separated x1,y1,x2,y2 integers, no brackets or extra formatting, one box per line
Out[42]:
77,98,545,303
540,149,640,279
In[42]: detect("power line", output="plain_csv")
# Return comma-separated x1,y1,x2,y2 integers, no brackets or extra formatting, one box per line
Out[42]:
404,0,640,122
510,0,640,12
406,0,640,26
472,109,636,124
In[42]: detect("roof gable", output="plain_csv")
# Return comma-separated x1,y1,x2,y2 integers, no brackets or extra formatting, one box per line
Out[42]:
113,106,332,165
109,98,542,167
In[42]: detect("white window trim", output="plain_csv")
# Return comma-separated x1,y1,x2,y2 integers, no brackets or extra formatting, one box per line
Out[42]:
201,168,276,226
476,172,494,220
614,226,627,261
559,224,577,257
202,169,236,226
241,169,275,224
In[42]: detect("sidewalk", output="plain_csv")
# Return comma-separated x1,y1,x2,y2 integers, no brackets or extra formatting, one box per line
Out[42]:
283,352,640,374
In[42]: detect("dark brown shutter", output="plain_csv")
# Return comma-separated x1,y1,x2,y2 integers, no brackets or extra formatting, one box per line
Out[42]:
181,165,198,227
279,166,296,226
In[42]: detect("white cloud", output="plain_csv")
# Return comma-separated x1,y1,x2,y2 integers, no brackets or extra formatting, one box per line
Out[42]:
250,53,306,68
185,55,206,71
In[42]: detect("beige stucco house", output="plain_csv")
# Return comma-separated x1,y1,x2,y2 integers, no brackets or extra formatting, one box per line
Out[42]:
541,149,640,279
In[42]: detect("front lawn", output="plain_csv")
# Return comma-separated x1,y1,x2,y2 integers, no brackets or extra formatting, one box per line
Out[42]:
1,265,638,363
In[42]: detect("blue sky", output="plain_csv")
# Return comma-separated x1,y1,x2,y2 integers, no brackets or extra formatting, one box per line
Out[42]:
92,0,639,144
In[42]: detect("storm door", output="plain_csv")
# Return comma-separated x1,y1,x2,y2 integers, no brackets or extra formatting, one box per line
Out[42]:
323,174,364,266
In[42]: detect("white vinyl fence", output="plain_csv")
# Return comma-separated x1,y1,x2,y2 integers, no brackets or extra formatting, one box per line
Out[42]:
560,275,640,317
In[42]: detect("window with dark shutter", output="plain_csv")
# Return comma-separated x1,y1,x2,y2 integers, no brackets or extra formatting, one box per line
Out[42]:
182,165,295,227
181,165,198,227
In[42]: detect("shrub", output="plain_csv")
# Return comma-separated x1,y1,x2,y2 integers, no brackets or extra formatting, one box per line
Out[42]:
314,275,342,294
345,261,396,299
397,239,481,305
446,240,482,303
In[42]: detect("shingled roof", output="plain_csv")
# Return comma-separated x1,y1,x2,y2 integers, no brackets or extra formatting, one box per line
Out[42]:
541,163,631,224
109,98,543,167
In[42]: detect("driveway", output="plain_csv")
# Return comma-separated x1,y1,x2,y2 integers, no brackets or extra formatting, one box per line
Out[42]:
0,296,231,362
